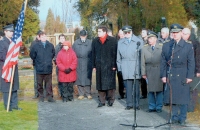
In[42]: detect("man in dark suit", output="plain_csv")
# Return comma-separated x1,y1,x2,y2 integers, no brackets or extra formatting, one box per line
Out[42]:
0,24,22,111
160,24,195,125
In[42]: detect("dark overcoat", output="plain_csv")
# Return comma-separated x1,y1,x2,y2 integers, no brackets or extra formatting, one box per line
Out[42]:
29,40,55,74
0,37,19,92
160,38,195,104
92,36,117,90
72,39,92,86
141,42,163,92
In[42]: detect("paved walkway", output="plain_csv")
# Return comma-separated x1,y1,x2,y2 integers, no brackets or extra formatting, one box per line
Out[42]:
38,96,199,130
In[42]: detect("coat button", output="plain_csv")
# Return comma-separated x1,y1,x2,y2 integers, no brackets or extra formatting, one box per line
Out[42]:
177,74,179,76
171,74,172,76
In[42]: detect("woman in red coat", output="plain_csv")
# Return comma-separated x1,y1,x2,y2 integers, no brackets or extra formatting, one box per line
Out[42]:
56,41,78,102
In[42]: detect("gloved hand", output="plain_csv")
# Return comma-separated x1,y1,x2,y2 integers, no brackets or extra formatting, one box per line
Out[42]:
65,68,72,74
117,71,122,75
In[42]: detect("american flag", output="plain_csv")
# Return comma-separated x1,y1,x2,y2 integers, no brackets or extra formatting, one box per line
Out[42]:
2,3,25,82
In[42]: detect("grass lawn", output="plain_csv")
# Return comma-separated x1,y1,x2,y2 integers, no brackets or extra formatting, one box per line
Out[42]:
0,101,38,130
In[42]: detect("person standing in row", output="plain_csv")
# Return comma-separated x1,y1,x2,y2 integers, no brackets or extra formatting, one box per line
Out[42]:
92,25,117,107
73,30,93,100
30,30,43,99
57,41,77,102
160,24,195,125
117,29,126,100
117,25,143,110
139,28,148,99
30,32,55,102
0,24,22,111
54,34,66,97
141,31,163,113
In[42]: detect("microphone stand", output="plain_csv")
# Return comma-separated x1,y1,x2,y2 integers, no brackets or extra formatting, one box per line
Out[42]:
120,42,152,130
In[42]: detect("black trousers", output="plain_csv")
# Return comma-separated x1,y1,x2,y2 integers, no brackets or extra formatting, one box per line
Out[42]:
61,82,74,100
98,89,115,104
140,78,147,97
117,71,125,98
37,74,53,99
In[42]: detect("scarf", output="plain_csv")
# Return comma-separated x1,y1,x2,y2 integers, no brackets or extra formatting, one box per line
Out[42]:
99,34,108,44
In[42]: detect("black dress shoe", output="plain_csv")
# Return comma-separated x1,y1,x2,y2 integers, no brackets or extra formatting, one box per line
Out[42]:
125,106,133,110
118,96,124,100
140,96,147,99
4,107,12,111
12,106,22,110
39,97,44,102
156,109,162,113
107,102,113,107
48,98,56,102
136,106,140,110
146,109,156,112
97,103,105,108
62,98,67,102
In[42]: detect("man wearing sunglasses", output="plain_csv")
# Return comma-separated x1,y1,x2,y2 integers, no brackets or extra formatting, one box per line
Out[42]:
117,25,143,110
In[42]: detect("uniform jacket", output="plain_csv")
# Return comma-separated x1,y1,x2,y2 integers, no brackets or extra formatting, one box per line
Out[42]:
30,40,55,74
56,48,77,82
160,38,195,104
92,36,117,90
0,37,19,92
141,42,163,92
117,34,143,80
72,39,92,86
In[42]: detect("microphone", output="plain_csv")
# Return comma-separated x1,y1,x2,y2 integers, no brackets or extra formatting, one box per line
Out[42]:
136,42,141,49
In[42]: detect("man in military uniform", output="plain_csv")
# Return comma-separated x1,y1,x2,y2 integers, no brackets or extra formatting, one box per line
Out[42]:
141,31,163,113
0,24,22,111
117,25,143,110
160,24,195,125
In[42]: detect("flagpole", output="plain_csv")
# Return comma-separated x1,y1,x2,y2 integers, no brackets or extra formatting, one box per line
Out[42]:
7,0,28,112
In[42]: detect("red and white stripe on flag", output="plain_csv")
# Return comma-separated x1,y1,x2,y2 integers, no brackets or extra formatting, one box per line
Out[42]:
2,3,25,82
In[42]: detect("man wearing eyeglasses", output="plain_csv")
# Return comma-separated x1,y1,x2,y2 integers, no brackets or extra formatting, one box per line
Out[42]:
117,25,143,110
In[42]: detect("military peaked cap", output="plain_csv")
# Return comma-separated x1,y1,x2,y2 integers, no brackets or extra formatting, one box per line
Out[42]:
170,24,183,33
3,24,14,32
147,31,158,38
122,25,132,32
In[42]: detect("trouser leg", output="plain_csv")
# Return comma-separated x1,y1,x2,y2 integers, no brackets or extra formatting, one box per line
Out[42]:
179,104,187,122
44,74,53,99
117,71,125,98
56,67,62,96
107,89,115,103
37,74,44,98
133,79,140,107
172,104,179,121
3,91,18,109
98,90,106,104
33,66,38,97
84,86,91,96
67,82,74,100
148,92,156,110
156,91,163,110
78,85,85,96
62,82,68,98
140,78,147,97
125,79,134,107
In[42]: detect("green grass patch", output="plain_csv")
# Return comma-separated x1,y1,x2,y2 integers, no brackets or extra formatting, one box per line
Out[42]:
0,101,38,130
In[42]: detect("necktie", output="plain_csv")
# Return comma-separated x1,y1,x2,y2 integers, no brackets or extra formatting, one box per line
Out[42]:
43,43,46,48
152,46,154,51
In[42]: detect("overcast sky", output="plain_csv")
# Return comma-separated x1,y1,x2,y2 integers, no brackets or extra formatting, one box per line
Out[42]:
38,0,80,22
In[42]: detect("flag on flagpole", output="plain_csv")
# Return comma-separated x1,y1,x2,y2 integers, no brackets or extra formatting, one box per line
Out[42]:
2,3,25,82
